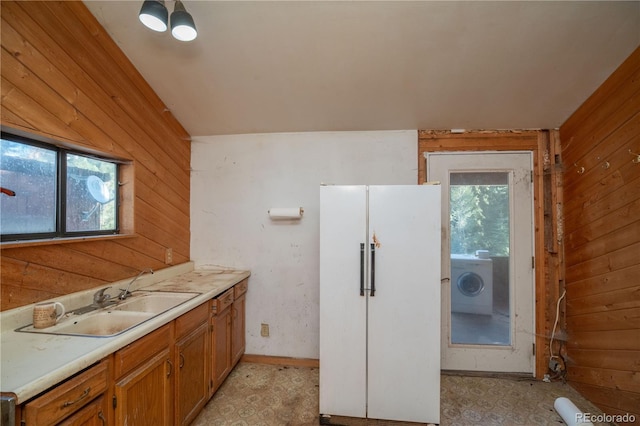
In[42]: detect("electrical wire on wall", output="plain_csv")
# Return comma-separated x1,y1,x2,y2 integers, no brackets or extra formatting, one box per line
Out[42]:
546,289,567,381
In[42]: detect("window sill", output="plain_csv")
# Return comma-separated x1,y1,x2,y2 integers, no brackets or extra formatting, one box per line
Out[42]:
0,233,137,249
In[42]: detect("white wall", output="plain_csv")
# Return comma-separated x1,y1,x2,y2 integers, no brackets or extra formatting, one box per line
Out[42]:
190,130,418,359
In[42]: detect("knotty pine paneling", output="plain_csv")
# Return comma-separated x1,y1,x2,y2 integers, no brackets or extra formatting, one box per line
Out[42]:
566,264,640,299
567,349,640,373
567,308,640,334
560,45,640,418
570,382,640,418
567,283,640,318
560,48,640,158
1,1,191,310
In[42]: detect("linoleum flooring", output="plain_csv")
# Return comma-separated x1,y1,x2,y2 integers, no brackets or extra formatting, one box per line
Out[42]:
192,362,605,426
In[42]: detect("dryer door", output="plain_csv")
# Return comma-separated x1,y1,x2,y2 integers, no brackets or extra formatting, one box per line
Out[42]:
457,272,484,296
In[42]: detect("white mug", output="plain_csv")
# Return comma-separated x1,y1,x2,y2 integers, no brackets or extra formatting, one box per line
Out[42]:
33,301,66,329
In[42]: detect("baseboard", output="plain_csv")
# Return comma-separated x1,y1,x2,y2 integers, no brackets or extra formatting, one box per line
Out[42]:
241,354,319,368
441,369,534,380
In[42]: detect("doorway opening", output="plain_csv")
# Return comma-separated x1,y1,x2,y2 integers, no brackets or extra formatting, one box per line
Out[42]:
426,151,534,373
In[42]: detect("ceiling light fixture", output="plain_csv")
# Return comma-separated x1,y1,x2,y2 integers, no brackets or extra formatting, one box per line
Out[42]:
171,0,198,42
138,0,197,42
138,0,168,32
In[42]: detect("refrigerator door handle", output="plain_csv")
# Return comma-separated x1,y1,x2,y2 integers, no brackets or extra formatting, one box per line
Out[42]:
370,243,376,297
360,243,365,296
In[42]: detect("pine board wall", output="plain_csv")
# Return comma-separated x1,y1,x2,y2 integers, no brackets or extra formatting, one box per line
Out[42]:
560,46,640,417
1,1,191,310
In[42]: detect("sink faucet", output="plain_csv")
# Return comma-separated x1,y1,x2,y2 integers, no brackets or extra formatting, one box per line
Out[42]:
118,268,154,300
93,287,113,308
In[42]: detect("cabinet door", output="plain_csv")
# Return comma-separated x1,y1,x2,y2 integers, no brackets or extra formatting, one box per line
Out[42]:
211,306,232,393
114,349,172,426
231,292,246,366
58,395,108,426
175,322,209,426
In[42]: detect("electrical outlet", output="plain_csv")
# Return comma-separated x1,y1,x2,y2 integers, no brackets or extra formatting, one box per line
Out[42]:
165,248,173,264
260,323,269,337
549,358,564,372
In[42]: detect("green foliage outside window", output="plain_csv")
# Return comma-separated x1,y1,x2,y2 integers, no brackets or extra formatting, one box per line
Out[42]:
450,184,510,257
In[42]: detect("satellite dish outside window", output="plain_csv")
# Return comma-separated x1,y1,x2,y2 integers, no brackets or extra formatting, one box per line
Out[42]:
86,175,112,204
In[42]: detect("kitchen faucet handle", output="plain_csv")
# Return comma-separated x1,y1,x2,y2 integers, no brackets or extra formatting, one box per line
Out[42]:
93,287,112,305
95,286,110,297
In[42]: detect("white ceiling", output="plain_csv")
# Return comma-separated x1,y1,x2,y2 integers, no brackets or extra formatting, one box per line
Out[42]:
84,1,640,137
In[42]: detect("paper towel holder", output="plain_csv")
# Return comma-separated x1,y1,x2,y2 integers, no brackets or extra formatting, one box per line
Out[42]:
268,207,304,220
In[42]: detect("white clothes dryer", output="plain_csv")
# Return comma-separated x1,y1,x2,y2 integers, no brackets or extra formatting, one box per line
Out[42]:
450,254,493,315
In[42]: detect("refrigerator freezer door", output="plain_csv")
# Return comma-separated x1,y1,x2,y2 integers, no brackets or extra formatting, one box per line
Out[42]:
367,185,441,423
319,185,368,418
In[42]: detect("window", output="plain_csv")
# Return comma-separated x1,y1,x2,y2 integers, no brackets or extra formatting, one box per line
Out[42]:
449,172,510,256
1,132,119,241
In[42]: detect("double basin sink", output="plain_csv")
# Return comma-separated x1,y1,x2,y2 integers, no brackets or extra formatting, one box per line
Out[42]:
16,291,200,337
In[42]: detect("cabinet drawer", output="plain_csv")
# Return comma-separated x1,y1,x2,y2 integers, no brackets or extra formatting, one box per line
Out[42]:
234,279,248,299
114,323,172,378
211,288,233,315
23,360,109,426
175,302,208,339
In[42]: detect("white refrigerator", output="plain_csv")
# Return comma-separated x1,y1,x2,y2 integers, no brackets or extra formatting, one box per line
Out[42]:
319,185,441,424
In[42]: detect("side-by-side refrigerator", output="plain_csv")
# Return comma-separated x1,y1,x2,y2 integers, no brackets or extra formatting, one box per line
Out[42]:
319,185,441,424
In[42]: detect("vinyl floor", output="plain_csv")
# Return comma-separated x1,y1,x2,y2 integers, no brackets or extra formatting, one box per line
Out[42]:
192,362,605,426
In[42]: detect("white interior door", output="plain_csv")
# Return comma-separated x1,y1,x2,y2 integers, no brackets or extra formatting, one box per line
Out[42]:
367,185,441,424
319,185,367,418
426,152,535,374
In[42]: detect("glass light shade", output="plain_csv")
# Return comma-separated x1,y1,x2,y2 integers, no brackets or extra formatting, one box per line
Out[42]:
171,1,197,41
139,0,168,32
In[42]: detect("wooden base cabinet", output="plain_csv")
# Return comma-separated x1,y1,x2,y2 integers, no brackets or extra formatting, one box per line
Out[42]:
113,324,173,426
231,280,247,366
17,279,248,426
175,303,209,426
210,288,233,395
210,279,248,395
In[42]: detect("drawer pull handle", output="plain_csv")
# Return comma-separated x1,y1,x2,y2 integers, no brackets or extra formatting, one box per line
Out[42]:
98,411,106,425
179,353,185,368
167,359,173,377
62,387,90,407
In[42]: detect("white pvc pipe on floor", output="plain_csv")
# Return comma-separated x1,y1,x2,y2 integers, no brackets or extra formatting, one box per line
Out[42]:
554,397,594,426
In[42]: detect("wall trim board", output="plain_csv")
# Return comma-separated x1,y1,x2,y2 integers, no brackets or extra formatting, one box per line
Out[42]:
242,354,319,369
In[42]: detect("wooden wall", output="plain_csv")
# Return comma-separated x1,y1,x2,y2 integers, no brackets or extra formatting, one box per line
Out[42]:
560,46,640,417
1,1,191,310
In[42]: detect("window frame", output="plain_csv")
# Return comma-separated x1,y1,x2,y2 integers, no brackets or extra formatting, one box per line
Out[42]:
1,131,122,242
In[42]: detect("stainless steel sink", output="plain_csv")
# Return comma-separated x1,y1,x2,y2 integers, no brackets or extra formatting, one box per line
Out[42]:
16,291,200,337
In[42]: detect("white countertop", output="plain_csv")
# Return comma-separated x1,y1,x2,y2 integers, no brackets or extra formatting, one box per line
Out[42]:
0,262,250,404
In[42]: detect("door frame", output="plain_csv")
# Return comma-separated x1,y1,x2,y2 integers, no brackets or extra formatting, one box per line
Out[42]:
426,151,535,373
418,130,555,379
